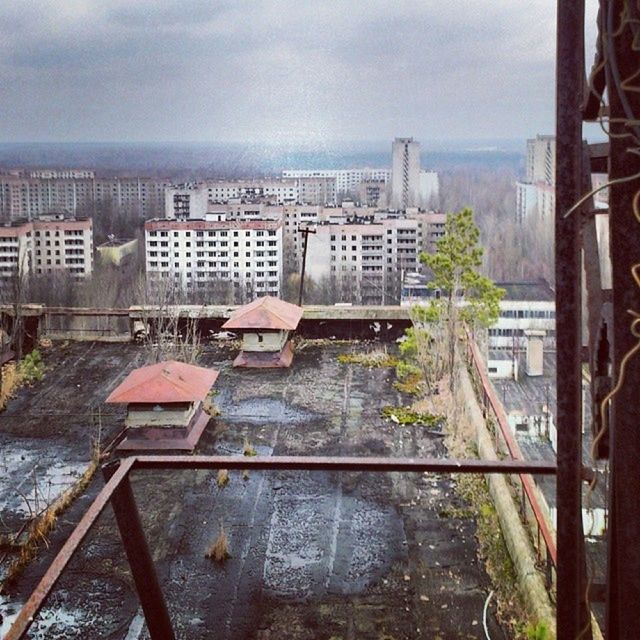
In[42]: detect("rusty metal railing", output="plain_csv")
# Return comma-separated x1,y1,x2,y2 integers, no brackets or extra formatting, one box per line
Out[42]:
4,454,556,640
464,331,558,586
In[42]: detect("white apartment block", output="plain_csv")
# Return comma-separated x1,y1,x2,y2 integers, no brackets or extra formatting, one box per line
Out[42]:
391,137,421,209
282,168,391,196
297,177,337,205
306,216,420,305
0,216,93,281
165,185,209,219
0,223,33,280
206,180,298,205
516,135,556,224
526,135,556,185
145,216,283,300
0,175,169,220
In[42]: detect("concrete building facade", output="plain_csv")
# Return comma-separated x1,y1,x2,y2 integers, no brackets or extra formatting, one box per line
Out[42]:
0,173,170,220
391,137,421,209
282,169,391,197
145,216,283,301
306,215,420,305
0,215,94,281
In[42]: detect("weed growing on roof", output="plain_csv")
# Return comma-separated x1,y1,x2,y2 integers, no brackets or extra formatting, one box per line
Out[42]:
206,523,231,563
381,405,444,427
337,349,399,368
393,361,423,395
243,438,257,457
216,469,229,488
19,349,45,385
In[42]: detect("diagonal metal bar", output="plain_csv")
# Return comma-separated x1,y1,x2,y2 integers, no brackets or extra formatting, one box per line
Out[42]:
3,456,135,640
102,462,175,640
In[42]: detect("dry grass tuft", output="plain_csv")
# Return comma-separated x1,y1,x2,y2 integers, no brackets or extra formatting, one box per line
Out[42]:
216,469,230,487
1,458,98,591
203,395,220,417
243,437,257,457
206,524,231,563
0,362,20,410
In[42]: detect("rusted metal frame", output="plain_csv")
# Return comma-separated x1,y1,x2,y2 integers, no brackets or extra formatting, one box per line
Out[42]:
556,1,593,638
466,333,559,565
3,456,135,640
130,454,557,475
5,453,556,640
604,0,640,634
103,462,175,640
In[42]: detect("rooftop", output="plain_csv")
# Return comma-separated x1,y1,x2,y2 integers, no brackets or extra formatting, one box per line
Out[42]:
0,340,503,639
495,280,555,302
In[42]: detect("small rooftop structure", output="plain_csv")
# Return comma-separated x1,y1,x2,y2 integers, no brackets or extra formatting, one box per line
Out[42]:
222,296,303,368
106,360,219,451
97,237,138,266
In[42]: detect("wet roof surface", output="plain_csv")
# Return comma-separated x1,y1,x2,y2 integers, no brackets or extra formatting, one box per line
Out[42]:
1,341,504,640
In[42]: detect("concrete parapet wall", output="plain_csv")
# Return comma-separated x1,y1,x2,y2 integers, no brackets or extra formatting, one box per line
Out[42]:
2,305,412,343
457,363,557,637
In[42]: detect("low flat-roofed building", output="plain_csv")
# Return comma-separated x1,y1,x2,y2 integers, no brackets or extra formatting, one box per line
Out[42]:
97,237,138,266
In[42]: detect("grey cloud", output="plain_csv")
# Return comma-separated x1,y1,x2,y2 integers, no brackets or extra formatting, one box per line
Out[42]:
0,1,565,142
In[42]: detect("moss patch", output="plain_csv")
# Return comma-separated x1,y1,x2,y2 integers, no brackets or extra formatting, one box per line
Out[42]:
380,405,444,427
337,351,399,368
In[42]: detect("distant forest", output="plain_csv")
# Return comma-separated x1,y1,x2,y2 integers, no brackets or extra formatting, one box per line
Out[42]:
0,141,524,179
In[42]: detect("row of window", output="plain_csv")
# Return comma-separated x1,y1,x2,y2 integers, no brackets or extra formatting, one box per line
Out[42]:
499,309,556,319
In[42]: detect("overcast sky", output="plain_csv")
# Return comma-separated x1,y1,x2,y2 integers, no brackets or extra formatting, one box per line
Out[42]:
0,1,599,144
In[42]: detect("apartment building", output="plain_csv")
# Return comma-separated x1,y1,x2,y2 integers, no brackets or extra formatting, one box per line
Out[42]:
0,222,33,280
0,215,94,280
297,177,337,205
145,215,283,301
282,168,391,196
206,180,298,205
306,215,420,305
391,137,421,209
515,135,556,223
0,174,170,220
29,169,95,180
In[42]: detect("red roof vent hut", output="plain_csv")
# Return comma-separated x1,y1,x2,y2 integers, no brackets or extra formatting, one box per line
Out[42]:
221,296,303,368
106,360,219,451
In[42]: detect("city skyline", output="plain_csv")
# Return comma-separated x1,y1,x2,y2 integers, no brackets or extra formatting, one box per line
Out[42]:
1,1,598,144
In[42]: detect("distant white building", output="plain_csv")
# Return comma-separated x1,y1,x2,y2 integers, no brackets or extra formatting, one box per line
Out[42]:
516,134,556,223
282,168,391,197
165,184,208,219
418,170,440,208
391,137,421,209
488,280,556,349
206,179,299,205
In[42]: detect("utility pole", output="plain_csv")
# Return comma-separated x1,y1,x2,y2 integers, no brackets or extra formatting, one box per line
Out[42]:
297,225,316,306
